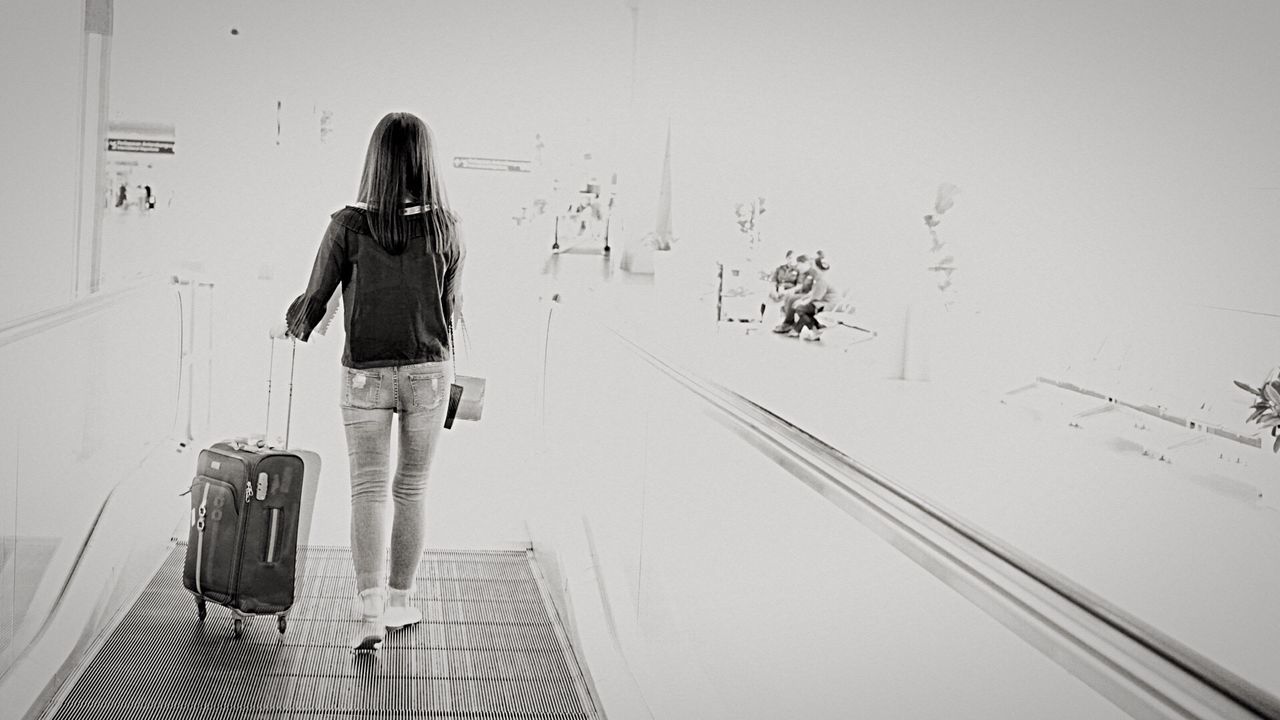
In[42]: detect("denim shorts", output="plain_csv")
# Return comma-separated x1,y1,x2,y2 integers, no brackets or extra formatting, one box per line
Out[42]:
340,361,452,414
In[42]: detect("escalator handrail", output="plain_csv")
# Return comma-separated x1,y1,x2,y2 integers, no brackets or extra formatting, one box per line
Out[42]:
546,301,1280,720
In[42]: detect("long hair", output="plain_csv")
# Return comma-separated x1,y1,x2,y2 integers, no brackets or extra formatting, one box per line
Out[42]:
357,112,456,254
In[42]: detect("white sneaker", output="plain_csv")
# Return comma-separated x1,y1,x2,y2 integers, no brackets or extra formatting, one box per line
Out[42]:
352,588,385,652
384,587,423,629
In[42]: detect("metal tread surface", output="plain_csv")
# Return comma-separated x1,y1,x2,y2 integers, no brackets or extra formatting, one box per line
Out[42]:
44,545,599,720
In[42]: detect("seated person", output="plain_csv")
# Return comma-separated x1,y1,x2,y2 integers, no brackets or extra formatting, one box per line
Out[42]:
770,250,800,296
772,254,818,334
762,250,800,320
792,256,840,340
776,254,839,340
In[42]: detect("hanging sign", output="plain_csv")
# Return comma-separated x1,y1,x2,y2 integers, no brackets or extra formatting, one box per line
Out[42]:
107,138,175,154
452,156,532,172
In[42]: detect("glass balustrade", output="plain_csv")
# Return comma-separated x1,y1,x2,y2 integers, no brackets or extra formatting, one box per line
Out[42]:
0,279,196,680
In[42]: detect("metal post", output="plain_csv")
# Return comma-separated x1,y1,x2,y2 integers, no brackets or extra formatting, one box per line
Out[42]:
716,262,724,323
265,340,275,440
204,283,214,431
285,339,296,449
184,283,197,440
74,0,113,298
627,0,639,104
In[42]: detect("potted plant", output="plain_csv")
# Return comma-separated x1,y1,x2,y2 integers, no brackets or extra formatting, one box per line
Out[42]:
734,197,766,254
923,183,960,295
1234,367,1280,452
901,184,961,381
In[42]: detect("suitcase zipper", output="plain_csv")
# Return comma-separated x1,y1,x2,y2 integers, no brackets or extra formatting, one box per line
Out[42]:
195,482,211,596
229,463,261,602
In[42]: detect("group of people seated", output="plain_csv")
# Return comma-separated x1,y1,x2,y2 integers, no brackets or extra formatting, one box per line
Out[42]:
766,250,841,341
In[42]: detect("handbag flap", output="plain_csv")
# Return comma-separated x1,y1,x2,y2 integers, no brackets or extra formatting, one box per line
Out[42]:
455,374,485,421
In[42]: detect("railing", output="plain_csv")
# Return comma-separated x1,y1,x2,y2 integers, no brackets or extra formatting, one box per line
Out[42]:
531,300,1280,719
171,278,215,443
1046,301,1280,443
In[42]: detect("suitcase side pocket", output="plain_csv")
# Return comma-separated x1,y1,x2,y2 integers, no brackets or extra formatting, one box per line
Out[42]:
235,455,305,614
183,476,240,603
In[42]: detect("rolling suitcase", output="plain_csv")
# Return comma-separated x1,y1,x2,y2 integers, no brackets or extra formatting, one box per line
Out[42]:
182,338,318,637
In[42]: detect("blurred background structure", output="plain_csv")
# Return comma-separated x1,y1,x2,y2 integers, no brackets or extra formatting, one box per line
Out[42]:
1,1,1278,718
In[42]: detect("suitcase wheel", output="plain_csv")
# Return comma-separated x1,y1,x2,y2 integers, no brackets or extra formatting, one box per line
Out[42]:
278,615,287,634
232,618,244,638
196,597,206,621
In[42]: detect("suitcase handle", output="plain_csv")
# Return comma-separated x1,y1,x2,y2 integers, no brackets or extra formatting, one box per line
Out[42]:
264,338,297,450
265,507,281,564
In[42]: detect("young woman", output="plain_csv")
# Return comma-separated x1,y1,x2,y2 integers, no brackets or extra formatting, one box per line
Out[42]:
275,112,465,652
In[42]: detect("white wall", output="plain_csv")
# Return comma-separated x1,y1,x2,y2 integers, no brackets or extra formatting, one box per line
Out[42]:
629,0,1280,382
0,2,88,322
107,0,631,274
103,0,1280,395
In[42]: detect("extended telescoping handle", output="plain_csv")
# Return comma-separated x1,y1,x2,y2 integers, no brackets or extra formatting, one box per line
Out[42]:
264,337,297,450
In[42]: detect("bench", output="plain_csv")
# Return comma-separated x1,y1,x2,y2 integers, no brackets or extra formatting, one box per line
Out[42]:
814,293,877,350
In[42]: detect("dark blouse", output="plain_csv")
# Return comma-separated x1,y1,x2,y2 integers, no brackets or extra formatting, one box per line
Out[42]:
286,205,464,369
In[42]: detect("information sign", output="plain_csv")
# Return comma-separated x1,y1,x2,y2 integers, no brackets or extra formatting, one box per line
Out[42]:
451,156,532,172
107,138,175,154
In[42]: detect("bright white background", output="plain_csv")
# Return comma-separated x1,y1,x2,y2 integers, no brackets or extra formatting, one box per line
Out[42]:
93,0,1280,386
2,2,1278,715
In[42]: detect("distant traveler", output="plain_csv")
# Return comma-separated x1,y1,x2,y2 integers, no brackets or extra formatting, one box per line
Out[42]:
272,112,466,652
789,254,839,341
763,250,800,321
770,250,800,294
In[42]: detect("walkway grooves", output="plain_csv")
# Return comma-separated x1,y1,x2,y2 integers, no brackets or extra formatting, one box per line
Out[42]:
46,545,598,719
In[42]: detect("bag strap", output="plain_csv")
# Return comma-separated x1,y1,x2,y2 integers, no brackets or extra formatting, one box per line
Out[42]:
426,208,469,378
449,312,471,379
403,204,468,377
449,322,456,379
